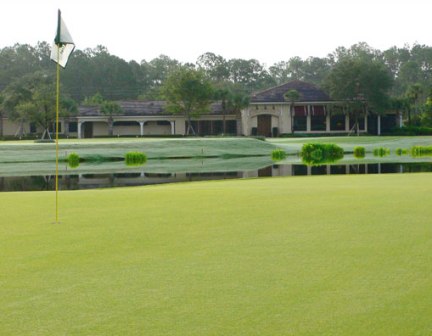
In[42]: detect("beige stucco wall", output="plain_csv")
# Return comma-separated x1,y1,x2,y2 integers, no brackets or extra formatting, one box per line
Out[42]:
92,122,109,136
2,119,48,137
175,120,185,135
2,119,29,136
241,105,284,136
143,122,171,135
113,125,140,136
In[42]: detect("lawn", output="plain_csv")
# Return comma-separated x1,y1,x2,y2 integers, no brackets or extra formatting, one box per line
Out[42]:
0,137,276,163
1,174,431,335
268,135,432,153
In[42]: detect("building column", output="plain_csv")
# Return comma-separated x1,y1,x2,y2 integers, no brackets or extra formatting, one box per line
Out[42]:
345,114,350,132
171,121,175,135
377,115,381,136
77,121,82,139
326,109,331,132
139,121,144,136
364,115,368,133
399,113,403,128
306,105,311,132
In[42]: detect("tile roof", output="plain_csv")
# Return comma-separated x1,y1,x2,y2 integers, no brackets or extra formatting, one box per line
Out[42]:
251,80,331,103
78,101,224,117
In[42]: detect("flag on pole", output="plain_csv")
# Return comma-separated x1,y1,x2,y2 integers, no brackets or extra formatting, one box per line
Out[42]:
51,9,75,223
50,10,75,68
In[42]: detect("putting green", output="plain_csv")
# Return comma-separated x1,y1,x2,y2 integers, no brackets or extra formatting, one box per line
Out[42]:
1,173,431,335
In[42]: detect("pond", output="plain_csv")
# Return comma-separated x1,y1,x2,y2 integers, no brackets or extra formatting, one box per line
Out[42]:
1,155,431,192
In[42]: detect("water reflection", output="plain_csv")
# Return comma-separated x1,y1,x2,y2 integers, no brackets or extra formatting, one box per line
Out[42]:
1,162,432,192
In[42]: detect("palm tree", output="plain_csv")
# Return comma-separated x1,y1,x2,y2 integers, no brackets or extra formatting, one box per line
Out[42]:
100,101,123,136
389,96,410,128
227,92,249,135
284,89,300,133
214,88,229,134
406,83,423,126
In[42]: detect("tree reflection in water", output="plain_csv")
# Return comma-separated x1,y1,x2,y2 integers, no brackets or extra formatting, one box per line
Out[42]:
0,162,432,192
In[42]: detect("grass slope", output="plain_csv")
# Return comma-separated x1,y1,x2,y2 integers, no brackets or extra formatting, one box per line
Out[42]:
1,174,431,335
268,135,432,153
0,137,276,163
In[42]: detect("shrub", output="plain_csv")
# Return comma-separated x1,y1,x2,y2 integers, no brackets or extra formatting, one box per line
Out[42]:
125,151,147,166
271,149,287,161
301,143,344,165
395,148,408,156
373,147,390,157
389,126,432,136
411,146,432,157
353,146,365,158
67,152,80,168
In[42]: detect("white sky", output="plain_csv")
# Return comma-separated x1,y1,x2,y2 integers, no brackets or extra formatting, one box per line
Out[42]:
1,0,432,66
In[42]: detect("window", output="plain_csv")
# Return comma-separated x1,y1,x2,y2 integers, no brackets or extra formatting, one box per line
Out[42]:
293,116,307,131
68,122,78,133
49,122,61,133
30,123,37,133
311,115,326,131
330,114,345,131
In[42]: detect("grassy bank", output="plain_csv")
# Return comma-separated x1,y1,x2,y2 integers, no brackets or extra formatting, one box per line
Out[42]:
0,137,276,163
268,135,432,153
0,136,431,164
1,174,431,335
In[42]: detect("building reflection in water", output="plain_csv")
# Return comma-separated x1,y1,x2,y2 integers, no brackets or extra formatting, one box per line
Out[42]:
1,162,431,192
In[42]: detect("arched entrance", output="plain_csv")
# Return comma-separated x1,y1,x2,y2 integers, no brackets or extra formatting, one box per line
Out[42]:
257,115,272,137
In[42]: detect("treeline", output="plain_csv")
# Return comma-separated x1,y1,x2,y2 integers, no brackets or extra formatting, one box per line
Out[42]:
1,41,432,100
1,41,432,129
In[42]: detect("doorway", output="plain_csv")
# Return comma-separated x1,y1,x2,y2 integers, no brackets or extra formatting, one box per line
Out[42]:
257,115,272,137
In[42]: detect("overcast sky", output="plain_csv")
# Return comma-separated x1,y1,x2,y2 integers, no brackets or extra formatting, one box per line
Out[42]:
2,0,431,66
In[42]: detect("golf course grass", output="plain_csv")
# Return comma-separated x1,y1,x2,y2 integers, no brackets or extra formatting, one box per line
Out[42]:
268,135,432,153
1,136,431,163
1,173,431,335
0,137,276,163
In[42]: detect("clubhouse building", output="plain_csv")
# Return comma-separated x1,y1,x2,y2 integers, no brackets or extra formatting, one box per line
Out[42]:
1,80,401,138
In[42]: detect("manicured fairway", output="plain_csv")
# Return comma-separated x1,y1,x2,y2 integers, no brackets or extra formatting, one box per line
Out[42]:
268,135,432,153
0,137,276,163
1,174,431,335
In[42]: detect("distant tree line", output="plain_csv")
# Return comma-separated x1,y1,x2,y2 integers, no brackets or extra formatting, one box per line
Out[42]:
1,41,432,137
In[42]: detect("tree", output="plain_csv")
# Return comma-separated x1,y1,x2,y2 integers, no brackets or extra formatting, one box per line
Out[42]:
100,100,123,136
162,68,213,135
420,92,432,127
389,96,410,126
2,72,78,139
197,52,229,83
61,96,79,137
406,83,423,125
226,91,249,135
83,93,122,136
213,88,230,134
284,89,301,133
228,58,274,93
324,56,393,134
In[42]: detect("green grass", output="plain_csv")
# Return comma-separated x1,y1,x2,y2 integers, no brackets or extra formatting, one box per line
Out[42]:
1,174,431,335
268,135,432,153
0,137,276,163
